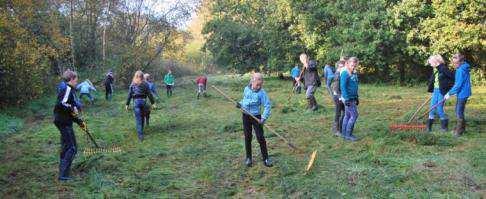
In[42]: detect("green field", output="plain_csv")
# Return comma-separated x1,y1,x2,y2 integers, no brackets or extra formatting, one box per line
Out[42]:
1,75,485,198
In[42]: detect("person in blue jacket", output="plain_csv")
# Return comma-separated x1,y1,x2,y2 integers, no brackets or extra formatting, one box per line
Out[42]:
290,65,301,94
323,64,335,96
444,53,472,136
53,70,86,181
340,57,360,141
236,73,273,167
426,55,454,132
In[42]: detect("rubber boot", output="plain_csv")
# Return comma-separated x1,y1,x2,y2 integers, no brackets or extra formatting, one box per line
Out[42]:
426,119,434,132
263,158,273,167
454,119,465,137
332,122,340,136
310,96,318,111
245,157,252,167
440,119,448,132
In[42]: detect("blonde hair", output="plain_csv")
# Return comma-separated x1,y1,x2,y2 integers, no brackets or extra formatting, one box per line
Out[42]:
428,55,444,66
346,57,359,64
132,70,144,85
62,69,77,81
299,53,308,64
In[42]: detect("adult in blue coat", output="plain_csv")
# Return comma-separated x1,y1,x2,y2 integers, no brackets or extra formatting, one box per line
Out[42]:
444,53,472,136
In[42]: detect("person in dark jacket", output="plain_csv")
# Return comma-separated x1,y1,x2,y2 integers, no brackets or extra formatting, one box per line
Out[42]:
426,55,454,132
340,57,359,142
330,59,346,136
297,53,321,111
444,53,472,136
126,70,156,141
104,70,114,101
53,70,86,181
143,73,159,126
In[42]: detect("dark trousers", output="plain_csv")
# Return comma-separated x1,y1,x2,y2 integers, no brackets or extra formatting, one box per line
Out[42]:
166,85,173,97
143,103,151,126
105,84,113,101
455,98,468,119
242,114,268,160
54,121,77,178
333,96,345,128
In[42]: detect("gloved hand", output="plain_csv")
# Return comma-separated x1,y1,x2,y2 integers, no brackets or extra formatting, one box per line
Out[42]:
444,93,450,100
79,121,87,130
259,118,266,124
73,107,79,115
236,102,241,109
152,103,157,109
125,105,129,111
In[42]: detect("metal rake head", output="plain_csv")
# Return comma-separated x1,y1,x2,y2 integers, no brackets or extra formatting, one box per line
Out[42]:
83,146,123,156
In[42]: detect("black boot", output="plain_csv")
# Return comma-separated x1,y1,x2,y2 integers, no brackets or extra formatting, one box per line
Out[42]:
245,157,252,167
263,159,273,167
440,119,448,132
311,97,318,111
454,119,466,137
307,98,312,110
426,119,434,132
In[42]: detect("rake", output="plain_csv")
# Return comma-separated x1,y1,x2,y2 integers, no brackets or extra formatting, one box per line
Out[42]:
211,85,302,152
389,97,446,132
72,112,122,156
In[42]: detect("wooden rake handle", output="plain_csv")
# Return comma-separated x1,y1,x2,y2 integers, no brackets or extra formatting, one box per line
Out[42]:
211,85,300,151
407,96,432,123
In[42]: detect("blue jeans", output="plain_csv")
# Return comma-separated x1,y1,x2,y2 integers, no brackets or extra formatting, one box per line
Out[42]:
342,100,358,137
455,98,468,119
429,88,447,120
326,78,333,96
133,99,147,136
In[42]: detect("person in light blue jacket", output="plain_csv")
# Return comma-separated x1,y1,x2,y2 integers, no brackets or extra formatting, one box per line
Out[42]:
444,53,472,136
236,73,272,168
76,79,96,105
323,64,335,96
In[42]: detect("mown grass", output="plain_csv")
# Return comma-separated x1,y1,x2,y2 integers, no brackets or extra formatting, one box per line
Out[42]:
1,75,485,198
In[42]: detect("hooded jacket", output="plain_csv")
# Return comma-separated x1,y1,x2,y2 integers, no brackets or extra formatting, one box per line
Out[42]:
448,61,472,99
427,64,454,95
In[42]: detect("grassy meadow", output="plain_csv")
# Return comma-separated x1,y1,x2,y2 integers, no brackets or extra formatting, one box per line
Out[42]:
1,75,485,198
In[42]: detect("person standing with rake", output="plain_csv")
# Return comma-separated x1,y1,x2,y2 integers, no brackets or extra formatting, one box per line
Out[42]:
426,55,454,132
444,53,472,137
235,73,273,167
297,53,321,111
53,70,86,181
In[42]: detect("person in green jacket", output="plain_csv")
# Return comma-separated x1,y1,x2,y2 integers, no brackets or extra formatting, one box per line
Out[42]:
163,69,175,97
